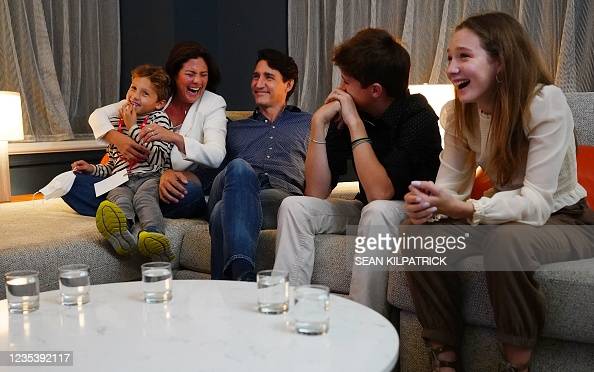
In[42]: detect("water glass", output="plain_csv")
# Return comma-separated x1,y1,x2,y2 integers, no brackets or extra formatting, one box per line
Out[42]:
5,270,40,314
59,264,90,306
142,262,172,303
293,285,330,335
257,270,289,314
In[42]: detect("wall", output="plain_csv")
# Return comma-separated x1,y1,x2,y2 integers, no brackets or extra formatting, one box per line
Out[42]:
120,0,288,109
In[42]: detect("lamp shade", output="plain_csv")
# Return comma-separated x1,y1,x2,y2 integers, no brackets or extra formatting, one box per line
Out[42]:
409,84,455,119
0,91,24,141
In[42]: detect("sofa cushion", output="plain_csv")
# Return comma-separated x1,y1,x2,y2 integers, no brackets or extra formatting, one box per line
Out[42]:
388,256,594,343
566,92,594,146
178,220,211,273
0,199,196,298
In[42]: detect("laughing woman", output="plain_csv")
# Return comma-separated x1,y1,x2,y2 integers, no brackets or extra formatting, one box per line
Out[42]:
63,41,226,218
403,13,594,372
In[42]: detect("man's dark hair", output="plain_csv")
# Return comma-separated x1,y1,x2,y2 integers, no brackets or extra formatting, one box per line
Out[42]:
165,41,221,93
333,28,410,99
256,49,299,100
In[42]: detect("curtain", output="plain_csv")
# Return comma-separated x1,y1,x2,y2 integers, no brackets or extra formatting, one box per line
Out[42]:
288,0,594,112
0,0,120,142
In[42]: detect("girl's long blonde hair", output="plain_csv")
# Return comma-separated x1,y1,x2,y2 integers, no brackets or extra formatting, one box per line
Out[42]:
453,12,553,186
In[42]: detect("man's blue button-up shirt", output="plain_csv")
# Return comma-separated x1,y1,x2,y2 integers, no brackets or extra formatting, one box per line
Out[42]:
225,106,312,195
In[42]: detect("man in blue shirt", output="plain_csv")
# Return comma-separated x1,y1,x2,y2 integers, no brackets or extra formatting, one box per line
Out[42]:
209,49,311,281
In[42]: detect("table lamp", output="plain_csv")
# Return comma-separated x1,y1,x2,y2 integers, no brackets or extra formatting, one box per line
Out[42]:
0,91,24,202
409,84,455,145
409,83,455,119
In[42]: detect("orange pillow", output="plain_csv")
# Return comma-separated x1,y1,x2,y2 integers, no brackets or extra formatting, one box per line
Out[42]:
470,167,492,200
577,145,594,208
469,147,594,208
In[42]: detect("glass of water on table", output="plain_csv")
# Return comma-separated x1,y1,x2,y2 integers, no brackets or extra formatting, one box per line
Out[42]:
59,264,91,306
292,285,330,335
257,270,289,314
5,270,40,313
142,262,172,303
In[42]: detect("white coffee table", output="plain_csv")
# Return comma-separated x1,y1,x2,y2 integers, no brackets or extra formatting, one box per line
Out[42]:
0,280,399,372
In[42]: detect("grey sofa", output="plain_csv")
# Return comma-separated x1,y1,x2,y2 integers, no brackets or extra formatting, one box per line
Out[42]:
389,92,594,371
0,181,360,299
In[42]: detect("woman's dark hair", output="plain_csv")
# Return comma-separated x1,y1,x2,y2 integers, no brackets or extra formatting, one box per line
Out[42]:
165,41,221,94
256,49,299,99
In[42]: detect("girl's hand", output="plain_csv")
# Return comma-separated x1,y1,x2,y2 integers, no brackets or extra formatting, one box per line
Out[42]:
404,188,437,224
406,181,475,221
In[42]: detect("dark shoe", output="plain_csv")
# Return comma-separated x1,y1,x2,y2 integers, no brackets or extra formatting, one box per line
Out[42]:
237,271,257,282
499,360,530,372
430,344,462,372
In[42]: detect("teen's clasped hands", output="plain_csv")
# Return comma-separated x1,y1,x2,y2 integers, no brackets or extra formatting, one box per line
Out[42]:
404,180,474,224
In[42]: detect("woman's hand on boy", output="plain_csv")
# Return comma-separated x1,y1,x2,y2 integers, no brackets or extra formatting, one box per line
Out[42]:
104,130,149,163
71,160,94,174
139,123,175,144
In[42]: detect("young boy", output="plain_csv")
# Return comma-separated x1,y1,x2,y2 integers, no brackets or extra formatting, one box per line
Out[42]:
72,65,175,261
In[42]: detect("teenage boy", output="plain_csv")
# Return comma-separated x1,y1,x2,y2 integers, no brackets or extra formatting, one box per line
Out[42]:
273,29,442,315
209,49,311,281
72,65,175,261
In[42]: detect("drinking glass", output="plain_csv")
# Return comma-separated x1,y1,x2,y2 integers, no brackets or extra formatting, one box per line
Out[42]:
59,264,90,306
293,285,330,335
5,270,40,314
142,262,172,303
256,270,289,314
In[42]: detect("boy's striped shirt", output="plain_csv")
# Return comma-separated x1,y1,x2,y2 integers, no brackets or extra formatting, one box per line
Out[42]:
92,111,173,177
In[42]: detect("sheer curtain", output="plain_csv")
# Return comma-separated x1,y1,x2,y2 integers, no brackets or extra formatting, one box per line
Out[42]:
0,0,120,142
288,0,594,112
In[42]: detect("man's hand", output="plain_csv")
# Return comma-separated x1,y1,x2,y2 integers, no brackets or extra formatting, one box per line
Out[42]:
325,88,362,130
71,160,94,174
311,100,342,131
159,169,189,204
119,102,137,129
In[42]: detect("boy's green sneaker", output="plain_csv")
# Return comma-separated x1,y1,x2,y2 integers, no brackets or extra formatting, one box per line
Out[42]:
138,231,175,262
96,200,136,256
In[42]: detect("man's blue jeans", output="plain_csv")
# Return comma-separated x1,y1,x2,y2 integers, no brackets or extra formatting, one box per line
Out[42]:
208,158,290,280
62,173,207,219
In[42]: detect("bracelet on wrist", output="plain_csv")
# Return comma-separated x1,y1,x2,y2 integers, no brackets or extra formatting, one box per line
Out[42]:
309,137,326,144
351,137,372,149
